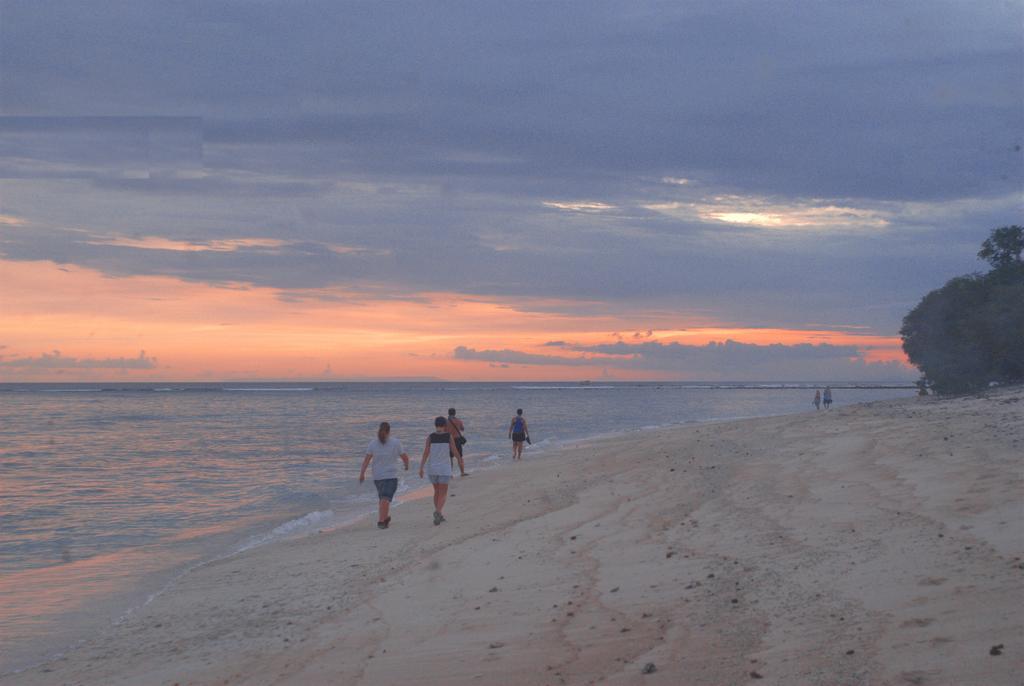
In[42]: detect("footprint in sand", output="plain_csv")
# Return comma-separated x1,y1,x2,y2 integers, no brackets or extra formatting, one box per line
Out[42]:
917,577,946,586
899,617,935,628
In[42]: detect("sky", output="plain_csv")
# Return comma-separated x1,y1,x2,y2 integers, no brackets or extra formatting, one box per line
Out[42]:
1,0,1021,382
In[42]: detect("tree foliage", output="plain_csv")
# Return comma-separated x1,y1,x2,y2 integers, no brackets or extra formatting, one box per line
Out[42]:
977,225,1024,269
901,226,1024,394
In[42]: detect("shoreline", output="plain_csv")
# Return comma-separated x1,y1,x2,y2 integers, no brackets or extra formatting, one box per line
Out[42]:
0,400,839,677
7,388,1022,685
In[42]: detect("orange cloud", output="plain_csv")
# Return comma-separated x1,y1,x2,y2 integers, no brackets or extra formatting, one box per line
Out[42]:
82,235,382,256
85,236,289,252
0,259,911,381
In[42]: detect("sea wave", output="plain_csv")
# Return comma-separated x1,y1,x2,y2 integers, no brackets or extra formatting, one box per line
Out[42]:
235,509,338,552
224,387,315,392
511,385,616,390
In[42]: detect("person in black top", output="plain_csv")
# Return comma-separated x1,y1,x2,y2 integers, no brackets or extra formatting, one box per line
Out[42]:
508,409,529,460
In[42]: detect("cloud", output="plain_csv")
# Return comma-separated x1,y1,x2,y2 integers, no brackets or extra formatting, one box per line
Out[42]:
643,196,890,229
453,340,915,381
0,0,1019,338
0,226,391,289
0,350,157,369
454,346,592,366
86,236,290,252
542,200,617,213
81,234,384,256
571,339,863,361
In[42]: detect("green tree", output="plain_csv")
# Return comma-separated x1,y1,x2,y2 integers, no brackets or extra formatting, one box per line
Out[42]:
901,226,1024,394
977,225,1023,269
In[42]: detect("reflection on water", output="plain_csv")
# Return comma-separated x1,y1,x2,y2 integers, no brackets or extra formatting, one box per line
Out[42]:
0,381,914,672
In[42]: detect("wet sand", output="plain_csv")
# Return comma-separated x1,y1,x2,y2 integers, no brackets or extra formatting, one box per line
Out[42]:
10,388,1023,685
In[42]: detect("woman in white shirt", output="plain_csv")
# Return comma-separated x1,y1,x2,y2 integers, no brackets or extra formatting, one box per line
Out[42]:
419,416,459,526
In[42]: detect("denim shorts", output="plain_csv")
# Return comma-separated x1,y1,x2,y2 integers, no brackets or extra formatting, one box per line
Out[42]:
374,478,398,501
428,474,451,485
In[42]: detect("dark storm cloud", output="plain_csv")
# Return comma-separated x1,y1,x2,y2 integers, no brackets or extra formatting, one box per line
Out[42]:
0,0,1021,332
2,1,1019,196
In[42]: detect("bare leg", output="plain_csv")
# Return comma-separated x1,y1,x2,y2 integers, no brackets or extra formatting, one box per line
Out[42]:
435,483,449,513
456,451,467,475
378,499,390,523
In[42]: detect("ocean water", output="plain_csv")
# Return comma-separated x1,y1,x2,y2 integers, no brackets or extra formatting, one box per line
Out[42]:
0,381,914,673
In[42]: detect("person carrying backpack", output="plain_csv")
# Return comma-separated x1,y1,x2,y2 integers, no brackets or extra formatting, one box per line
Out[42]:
447,408,468,476
508,409,530,460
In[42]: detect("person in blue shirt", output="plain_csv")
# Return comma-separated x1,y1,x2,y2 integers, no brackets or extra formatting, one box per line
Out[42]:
508,409,530,461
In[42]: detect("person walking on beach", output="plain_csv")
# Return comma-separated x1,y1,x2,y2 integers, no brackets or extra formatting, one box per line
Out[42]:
813,389,821,410
508,408,530,460
420,416,459,525
447,407,468,476
359,422,410,530
823,386,833,409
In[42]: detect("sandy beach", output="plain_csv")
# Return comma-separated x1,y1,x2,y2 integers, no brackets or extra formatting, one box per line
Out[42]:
10,388,1022,686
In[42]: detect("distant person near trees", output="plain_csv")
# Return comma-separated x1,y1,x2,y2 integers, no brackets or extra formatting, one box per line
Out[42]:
813,389,821,410
508,409,530,460
823,386,833,409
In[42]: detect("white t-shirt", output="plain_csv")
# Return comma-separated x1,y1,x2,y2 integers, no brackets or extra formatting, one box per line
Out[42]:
426,433,453,477
366,437,404,480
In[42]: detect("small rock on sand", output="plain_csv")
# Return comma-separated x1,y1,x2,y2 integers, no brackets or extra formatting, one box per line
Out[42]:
641,663,657,674
989,644,1004,656
750,671,764,679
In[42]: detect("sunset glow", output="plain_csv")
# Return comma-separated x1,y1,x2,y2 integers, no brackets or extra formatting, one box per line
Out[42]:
1,1,1014,385
0,259,911,381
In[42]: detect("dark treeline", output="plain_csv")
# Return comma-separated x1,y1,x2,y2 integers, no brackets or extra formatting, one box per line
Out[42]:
901,226,1024,395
